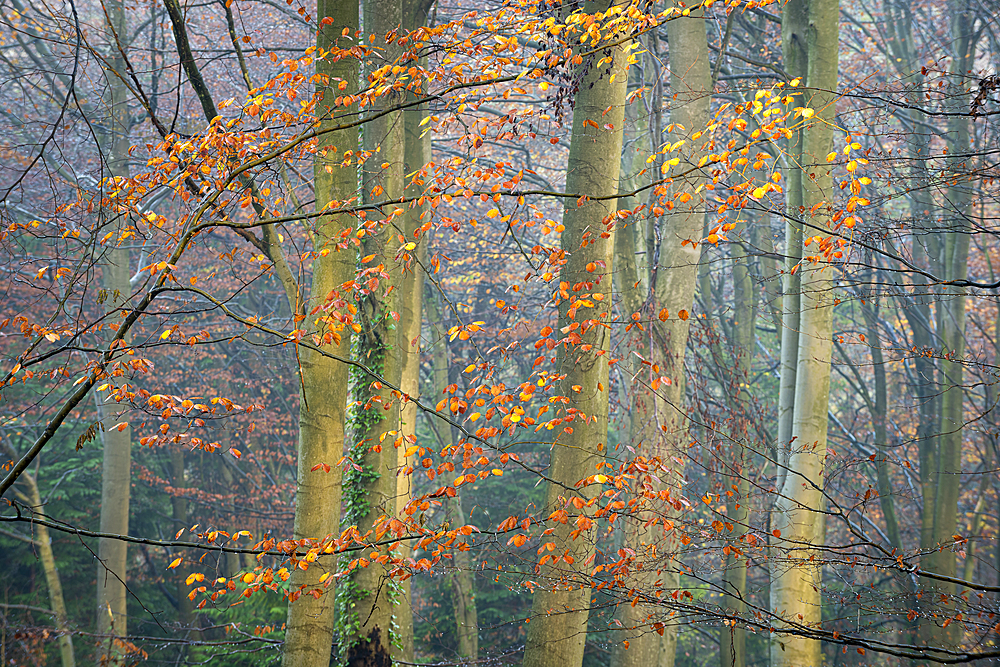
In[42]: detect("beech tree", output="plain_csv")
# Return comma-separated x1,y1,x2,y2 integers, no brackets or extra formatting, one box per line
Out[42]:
768,0,839,665
520,2,628,666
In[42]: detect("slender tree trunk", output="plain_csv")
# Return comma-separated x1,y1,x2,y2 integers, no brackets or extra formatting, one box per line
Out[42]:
919,3,973,656
521,7,627,667
769,1,838,665
860,297,903,552
425,284,479,661
608,62,658,667
720,225,757,667
341,0,405,661
162,0,355,663
280,1,359,665
450,495,479,661
96,0,132,659
13,469,76,667
394,0,434,656
774,0,808,495
170,449,196,644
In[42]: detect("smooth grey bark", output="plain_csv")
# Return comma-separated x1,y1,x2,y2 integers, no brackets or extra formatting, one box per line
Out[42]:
861,299,903,552
774,0,808,494
95,1,132,660
394,0,435,656
521,6,628,667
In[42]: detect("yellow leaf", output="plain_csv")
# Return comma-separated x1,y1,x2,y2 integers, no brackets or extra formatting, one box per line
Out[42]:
160,329,172,340
168,557,182,569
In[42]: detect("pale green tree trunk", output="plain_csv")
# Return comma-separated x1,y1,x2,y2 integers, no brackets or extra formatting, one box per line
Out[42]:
521,7,628,667
340,0,405,661
425,285,479,660
769,0,838,665
96,1,132,660
31,484,76,667
280,2,359,665
860,300,903,552
394,0,434,658
608,63,659,667
917,2,973,657
2,455,76,667
775,0,808,492
649,11,712,667
609,11,711,667
170,449,196,646
881,0,944,648
720,226,757,667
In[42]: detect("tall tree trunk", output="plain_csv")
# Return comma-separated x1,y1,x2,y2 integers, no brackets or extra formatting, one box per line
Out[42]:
720,224,758,667
608,62,658,667
280,1,359,665
394,0,434,657
609,11,711,667
425,285,479,661
170,449,196,646
5,462,76,667
918,1,973,657
521,7,628,667
774,0,808,495
769,0,838,665
341,0,405,662
861,299,903,553
96,0,132,660
653,11,711,667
